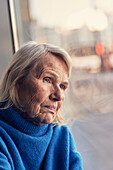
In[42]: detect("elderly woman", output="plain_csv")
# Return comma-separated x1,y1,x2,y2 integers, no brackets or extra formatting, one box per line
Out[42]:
0,42,83,170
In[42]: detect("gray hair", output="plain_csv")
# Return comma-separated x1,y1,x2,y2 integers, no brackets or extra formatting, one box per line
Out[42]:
0,41,71,123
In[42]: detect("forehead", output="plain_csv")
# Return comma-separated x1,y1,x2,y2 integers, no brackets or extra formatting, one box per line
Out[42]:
33,53,69,76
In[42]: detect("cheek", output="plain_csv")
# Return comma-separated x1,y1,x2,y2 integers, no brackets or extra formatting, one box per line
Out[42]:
25,87,50,113
32,83,51,103
35,88,47,102
20,84,46,105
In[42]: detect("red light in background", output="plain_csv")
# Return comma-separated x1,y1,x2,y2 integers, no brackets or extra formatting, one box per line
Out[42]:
95,43,105,55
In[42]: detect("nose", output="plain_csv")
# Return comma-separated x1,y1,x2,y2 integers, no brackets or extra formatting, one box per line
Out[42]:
49,86,64,102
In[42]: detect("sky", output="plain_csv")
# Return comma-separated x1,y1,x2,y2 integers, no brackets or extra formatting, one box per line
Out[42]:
29,0,113,30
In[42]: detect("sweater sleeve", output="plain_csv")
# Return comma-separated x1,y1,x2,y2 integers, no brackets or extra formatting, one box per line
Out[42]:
69,131,83,170
0,152,11,170
0,135,12,170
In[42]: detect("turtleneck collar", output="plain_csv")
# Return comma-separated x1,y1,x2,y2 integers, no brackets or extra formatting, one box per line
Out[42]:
0,107,51,136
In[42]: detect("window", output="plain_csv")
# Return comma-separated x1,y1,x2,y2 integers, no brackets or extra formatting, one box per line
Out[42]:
7,0,113,169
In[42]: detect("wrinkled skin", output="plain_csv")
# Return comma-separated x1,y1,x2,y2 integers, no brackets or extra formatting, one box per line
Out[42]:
18,54,69,125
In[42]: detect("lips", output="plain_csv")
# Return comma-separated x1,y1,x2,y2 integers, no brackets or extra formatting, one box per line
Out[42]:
43,105,57,113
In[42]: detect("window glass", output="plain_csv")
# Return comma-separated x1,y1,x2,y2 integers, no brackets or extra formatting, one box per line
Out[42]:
0,0,13,78
14,0,113,169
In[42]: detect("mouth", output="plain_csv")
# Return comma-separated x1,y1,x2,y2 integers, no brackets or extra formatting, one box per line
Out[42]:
43,105,57,114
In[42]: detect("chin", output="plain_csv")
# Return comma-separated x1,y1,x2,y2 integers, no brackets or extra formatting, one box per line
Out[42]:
34,117,54,126
42,119,53,125
41,116,56,125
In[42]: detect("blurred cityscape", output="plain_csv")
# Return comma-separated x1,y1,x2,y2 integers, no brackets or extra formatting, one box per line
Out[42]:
17,0,113,73
16,2,113,169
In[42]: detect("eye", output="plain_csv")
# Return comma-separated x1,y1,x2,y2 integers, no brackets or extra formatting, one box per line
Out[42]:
59,84,66,90
43,77,51,83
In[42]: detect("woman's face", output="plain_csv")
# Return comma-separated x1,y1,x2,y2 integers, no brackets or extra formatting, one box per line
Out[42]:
18,54,69,125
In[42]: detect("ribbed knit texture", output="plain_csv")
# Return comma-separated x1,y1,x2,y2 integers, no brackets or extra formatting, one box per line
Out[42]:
0,107,83,170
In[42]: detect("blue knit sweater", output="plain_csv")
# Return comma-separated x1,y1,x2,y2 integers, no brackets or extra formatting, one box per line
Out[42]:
0,107,83,170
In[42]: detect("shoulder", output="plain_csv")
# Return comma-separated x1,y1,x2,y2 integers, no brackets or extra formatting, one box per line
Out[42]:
0,121,10,139
52,124,74,142
0,124,10,153
53,124,70,133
